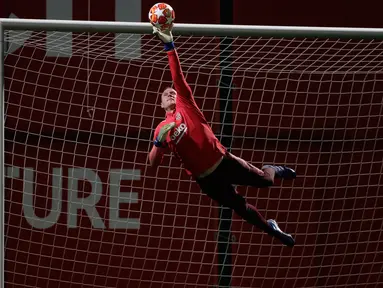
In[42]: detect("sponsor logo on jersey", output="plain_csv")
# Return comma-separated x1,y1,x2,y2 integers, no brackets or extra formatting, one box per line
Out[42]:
170,123,187,144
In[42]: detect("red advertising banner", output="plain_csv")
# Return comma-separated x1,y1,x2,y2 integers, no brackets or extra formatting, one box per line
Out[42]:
2,1,383,287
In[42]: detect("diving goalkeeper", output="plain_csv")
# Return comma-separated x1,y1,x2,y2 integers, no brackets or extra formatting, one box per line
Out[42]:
149,28,296,247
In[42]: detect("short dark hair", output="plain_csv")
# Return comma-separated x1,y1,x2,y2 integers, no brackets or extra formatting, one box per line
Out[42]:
162,87,175,96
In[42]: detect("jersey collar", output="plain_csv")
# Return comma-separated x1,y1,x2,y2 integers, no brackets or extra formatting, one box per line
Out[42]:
166,110,175,118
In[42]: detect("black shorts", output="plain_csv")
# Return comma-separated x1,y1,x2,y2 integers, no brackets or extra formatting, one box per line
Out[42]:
196,152,272,208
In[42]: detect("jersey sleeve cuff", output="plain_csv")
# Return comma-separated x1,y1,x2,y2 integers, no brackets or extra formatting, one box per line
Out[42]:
164,42,175,51
154,138,165,148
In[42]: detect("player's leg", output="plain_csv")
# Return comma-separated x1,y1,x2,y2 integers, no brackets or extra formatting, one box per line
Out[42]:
224,152,296,187
262,164,297,179
196,176,295,247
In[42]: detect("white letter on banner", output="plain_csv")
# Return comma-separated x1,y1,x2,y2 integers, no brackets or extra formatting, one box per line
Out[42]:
109,169,140,229
67,168,105,229
115,0,141,59
6,14,33,55
22,167,63,229
46,0,73,57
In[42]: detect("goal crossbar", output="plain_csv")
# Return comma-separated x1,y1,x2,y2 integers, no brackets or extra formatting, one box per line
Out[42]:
2,18,383,38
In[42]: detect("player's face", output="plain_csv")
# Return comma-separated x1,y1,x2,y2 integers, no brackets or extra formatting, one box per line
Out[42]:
161,88,177,111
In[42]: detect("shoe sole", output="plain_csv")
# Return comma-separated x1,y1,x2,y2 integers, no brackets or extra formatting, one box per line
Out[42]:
268,219,295,247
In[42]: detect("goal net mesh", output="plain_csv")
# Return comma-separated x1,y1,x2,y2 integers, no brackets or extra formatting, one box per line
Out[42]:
3,29,383,288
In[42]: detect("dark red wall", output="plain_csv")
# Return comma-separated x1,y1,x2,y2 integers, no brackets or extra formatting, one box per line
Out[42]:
234,0,383,28
2,1,383,287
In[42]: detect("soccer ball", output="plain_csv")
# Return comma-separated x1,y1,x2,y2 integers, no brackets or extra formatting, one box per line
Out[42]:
148,3,175,31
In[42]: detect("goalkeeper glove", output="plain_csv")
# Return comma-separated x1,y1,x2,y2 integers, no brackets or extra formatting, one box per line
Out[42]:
154,122,176,147
153,27,175,51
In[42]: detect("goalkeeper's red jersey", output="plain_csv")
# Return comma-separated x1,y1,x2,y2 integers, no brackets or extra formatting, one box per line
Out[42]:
153,49,226,177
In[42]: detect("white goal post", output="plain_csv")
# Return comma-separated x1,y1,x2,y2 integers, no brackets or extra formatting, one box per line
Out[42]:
1,18,383,288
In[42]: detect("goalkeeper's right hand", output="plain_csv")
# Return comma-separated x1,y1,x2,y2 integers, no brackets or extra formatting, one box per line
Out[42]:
153,27,175,51
154,122,176,147
153,27,173,43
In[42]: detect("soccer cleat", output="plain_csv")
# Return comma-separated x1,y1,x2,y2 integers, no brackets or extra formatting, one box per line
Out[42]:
267,219,295,247
262,165,296,179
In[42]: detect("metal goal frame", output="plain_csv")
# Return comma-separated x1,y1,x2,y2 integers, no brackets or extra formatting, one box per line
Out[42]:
2,18,383,287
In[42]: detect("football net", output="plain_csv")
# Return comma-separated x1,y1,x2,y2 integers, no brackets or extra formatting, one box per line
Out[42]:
2,22,383,288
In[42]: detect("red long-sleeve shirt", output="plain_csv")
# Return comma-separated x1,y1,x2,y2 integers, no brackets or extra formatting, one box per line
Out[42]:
150,49,226,177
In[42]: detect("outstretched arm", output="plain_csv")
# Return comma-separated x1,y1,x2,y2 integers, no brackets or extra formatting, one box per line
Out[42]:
153,28,196,106
167,49,194,104
148,146,165,167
